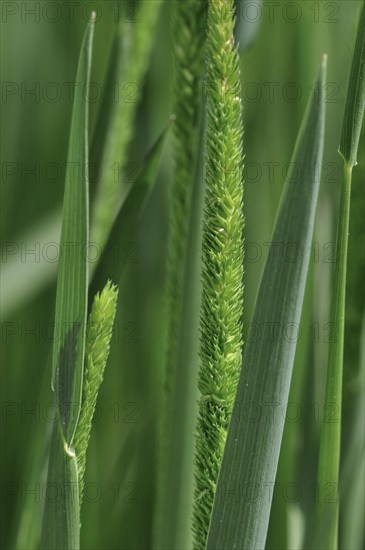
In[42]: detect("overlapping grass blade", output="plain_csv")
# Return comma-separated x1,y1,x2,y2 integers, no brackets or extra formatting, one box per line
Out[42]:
206,55,327,550
89,120,172,300
313,5,365,549
40,15,95,550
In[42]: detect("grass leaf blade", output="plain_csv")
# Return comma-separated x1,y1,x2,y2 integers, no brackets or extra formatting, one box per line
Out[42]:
51,15,95,444
206,55,327,550
339,2,365,168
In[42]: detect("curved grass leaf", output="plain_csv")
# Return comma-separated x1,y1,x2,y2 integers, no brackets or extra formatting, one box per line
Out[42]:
41,15,95,550
206,55,327,550
313,6,365,549
89,120,172,301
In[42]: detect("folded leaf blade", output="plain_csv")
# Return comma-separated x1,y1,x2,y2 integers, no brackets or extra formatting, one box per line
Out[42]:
51,15,95,445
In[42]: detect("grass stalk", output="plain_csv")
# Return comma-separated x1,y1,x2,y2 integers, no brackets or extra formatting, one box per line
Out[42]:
312,164,352,549
312,5,364,548
340,123,365,548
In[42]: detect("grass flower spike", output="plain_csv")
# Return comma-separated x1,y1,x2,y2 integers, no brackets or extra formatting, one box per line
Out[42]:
193,0,244,547
74,280,119,504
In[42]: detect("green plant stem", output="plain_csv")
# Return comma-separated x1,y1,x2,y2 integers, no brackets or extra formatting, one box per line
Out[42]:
41,424,80,550
313,163,352,549
314,7,364,546
340,124,365,549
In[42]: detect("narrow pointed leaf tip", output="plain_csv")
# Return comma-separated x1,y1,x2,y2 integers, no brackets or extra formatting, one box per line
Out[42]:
206,57,327,550
339,3,365,168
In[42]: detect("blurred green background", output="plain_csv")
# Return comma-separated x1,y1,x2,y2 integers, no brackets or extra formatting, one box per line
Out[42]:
1,1,364,548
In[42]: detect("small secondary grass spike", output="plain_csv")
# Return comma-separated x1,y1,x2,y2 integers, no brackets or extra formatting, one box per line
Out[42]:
193,0,244,547
74,280,119,505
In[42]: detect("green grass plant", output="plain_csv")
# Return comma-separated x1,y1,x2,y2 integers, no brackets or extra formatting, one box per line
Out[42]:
3,2,364,550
